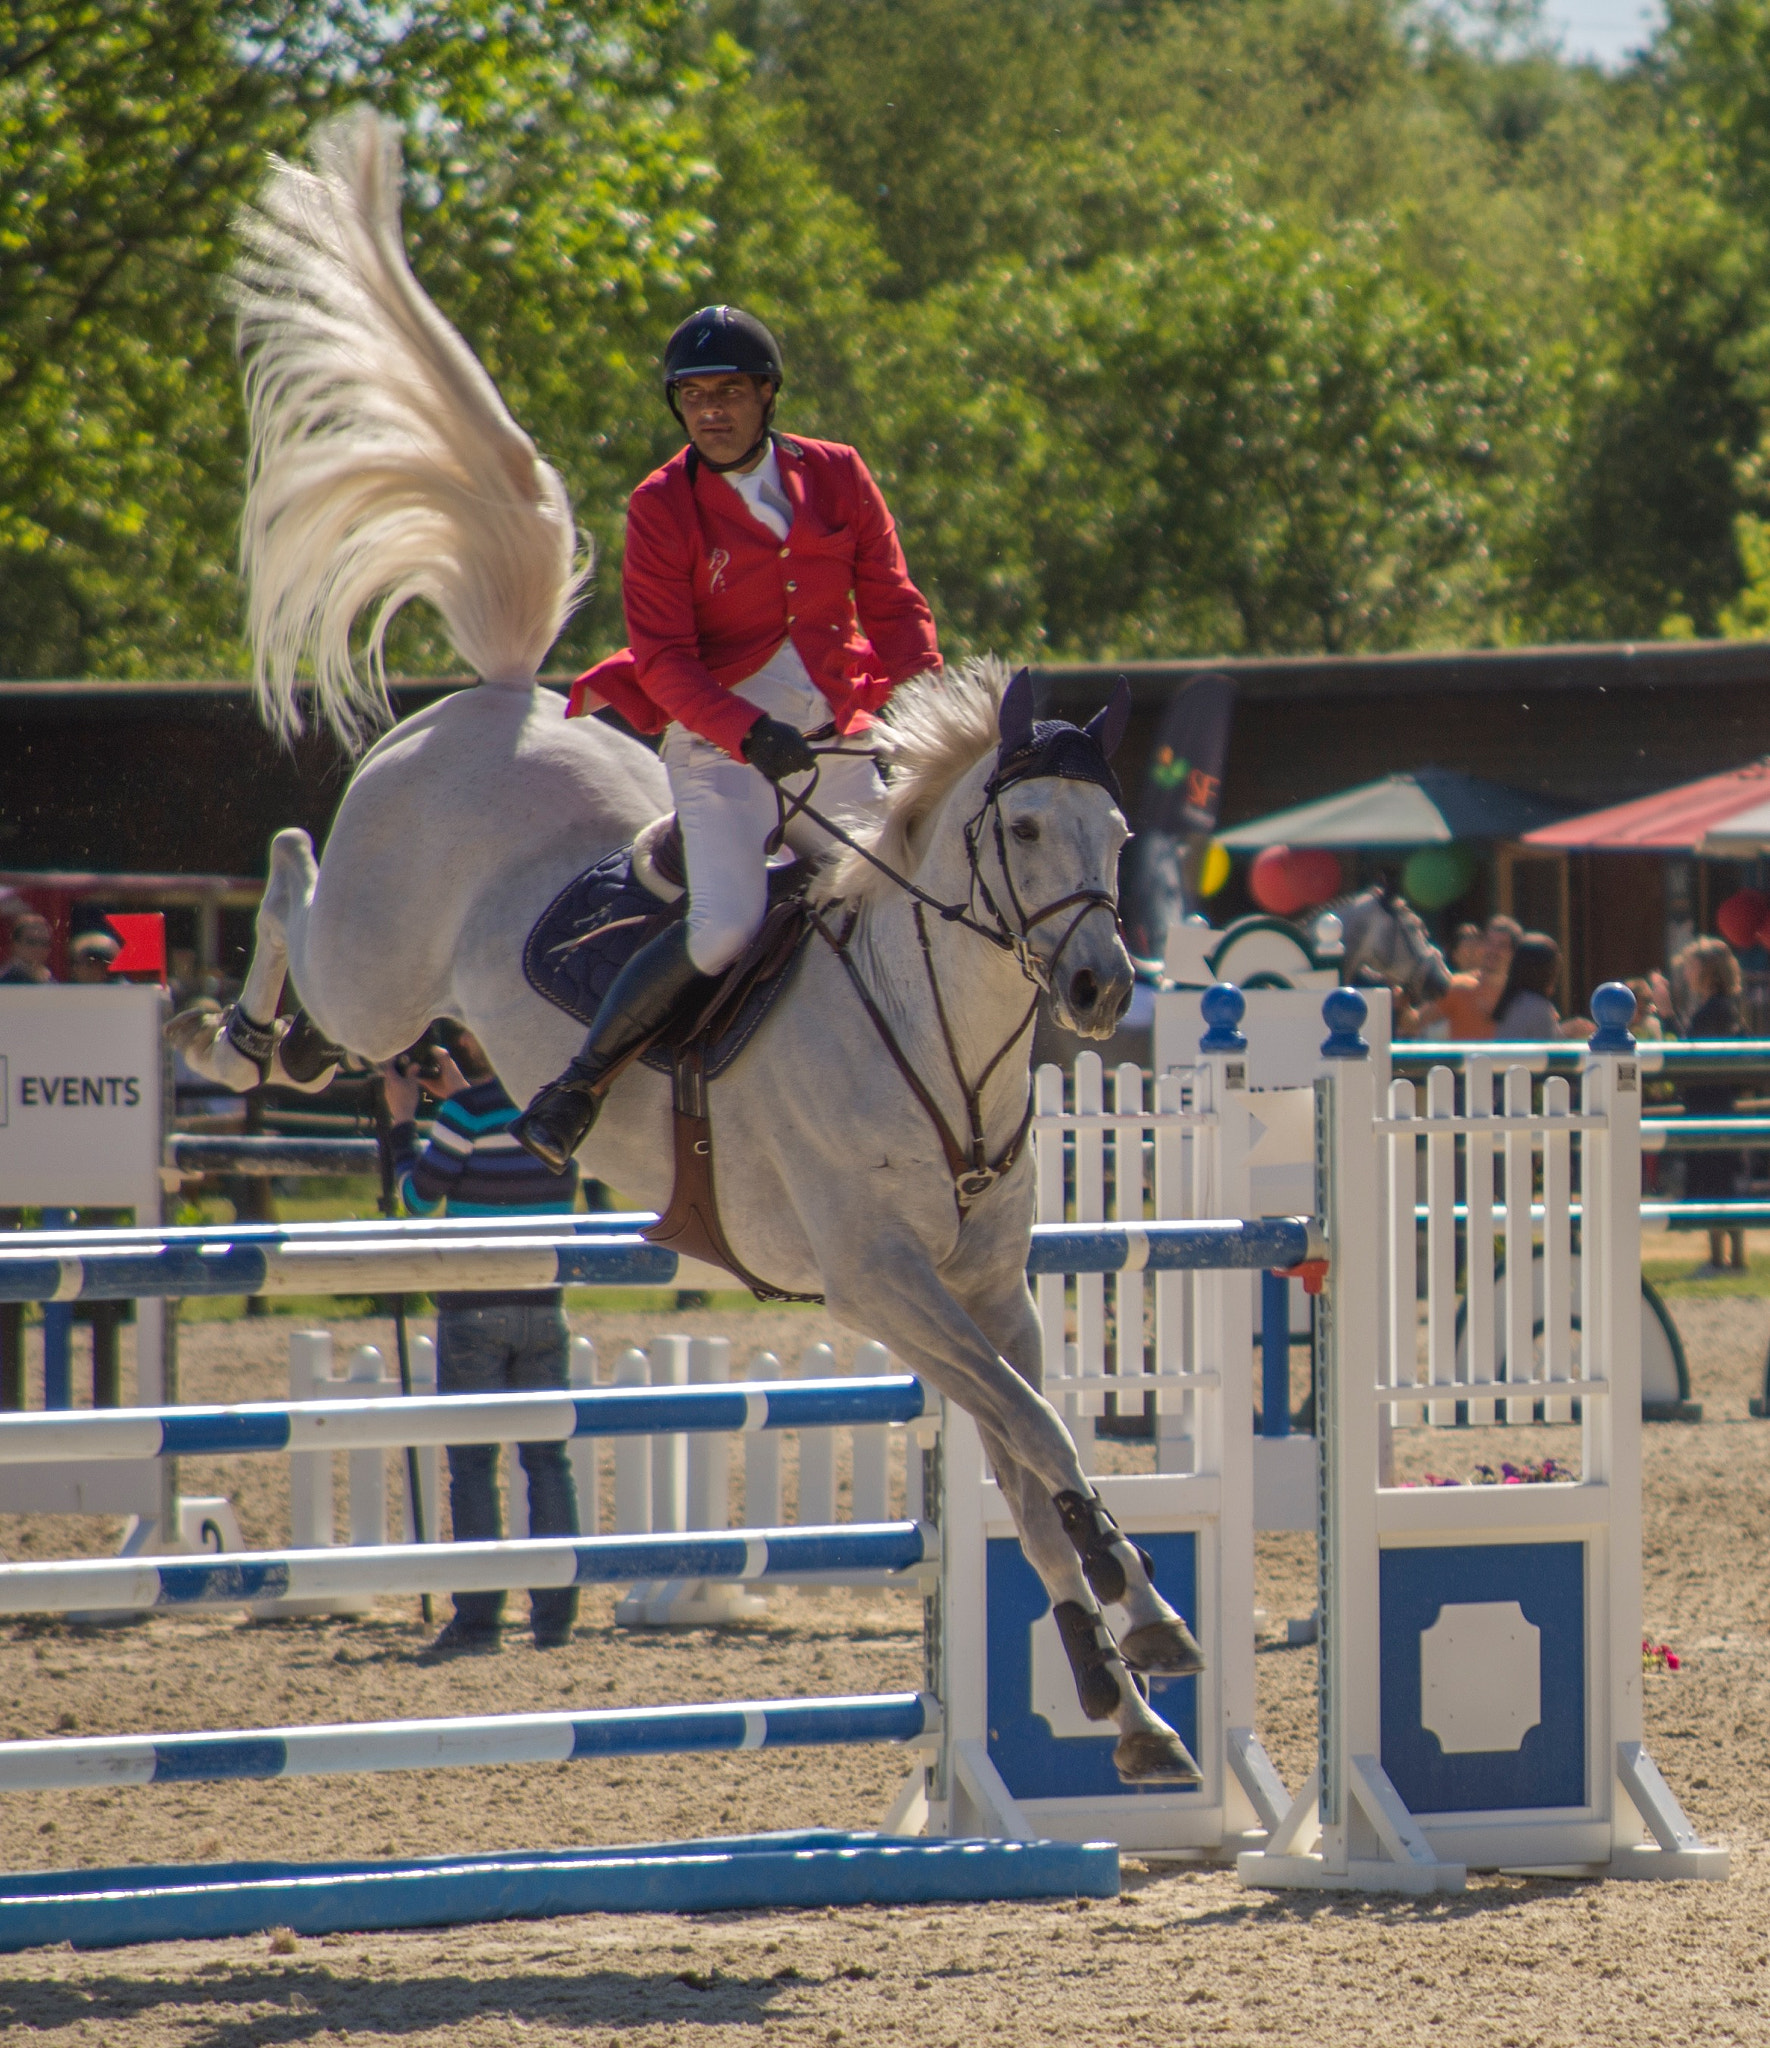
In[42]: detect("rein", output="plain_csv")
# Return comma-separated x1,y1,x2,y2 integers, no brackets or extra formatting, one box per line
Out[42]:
788,743,1118,1217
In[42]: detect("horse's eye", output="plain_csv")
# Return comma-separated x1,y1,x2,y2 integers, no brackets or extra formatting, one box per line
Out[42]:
1011,818,1040,843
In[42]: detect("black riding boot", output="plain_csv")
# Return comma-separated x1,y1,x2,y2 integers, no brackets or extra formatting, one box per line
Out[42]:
512,923,715,1171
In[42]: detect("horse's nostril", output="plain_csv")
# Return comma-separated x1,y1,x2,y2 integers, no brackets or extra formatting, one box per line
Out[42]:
1071,970,1099,1014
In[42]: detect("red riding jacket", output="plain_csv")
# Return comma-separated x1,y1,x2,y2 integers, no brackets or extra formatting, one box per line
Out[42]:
568,434,941,759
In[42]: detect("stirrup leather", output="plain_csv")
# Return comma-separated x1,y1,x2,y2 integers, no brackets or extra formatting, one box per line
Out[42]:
1053,1489,1154,1606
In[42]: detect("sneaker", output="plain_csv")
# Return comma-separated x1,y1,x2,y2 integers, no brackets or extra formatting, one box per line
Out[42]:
418,1617,500,1661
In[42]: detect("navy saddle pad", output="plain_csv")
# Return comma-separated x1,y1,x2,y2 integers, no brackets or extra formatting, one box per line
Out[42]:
522,845,810,1082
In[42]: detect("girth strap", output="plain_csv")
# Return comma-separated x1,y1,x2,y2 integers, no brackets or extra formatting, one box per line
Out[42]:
643,1045,826,1305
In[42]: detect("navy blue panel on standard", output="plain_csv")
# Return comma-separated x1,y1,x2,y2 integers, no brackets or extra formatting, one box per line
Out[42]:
1378,1541,1587,1816
985,1532,1200,1801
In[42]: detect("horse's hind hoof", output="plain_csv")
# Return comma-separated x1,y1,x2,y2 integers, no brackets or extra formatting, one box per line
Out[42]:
1113,1726,1203,1785
1120,1616,1206,1677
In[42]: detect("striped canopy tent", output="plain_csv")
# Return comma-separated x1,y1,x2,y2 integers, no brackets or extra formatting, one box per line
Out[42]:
1522,758,1770,852
1219,768,1566,848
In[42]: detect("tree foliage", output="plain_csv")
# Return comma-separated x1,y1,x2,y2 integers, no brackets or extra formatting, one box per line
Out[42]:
12,0,1770,677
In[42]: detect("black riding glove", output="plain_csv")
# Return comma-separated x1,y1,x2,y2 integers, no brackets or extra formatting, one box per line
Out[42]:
740,714,817,784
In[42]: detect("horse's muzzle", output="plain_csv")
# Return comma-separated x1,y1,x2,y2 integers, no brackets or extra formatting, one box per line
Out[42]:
1056,954,1135,1040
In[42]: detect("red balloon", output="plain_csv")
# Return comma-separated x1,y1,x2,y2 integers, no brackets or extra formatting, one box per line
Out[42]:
1249,845,1307,916
1249,846,1343,916
1290,848,1343,908
1716,889,1768,951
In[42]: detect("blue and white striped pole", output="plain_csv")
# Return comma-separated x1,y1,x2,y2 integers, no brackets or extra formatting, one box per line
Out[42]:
0,1692,938,1791
0,1374,929,1464
0,1521,935,1615
0,1215,1324,1303
0,1231,677,1303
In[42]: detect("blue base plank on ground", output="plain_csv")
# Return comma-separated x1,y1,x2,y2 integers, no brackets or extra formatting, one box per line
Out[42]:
0,1830,1121,1951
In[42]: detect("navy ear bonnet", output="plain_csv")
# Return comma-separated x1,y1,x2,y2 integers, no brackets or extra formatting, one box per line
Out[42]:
988,669,1131,807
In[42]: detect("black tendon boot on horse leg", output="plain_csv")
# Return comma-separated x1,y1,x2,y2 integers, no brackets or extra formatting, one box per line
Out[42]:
513,922,715,1171
1052,1600,1202,1784
1054,1489,1206,1676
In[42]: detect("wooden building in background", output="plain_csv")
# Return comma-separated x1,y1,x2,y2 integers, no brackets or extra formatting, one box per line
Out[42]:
6,642,1770,989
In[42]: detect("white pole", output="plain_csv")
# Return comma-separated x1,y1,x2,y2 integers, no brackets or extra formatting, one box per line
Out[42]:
407,1334,441,1548
795,1344,837,1527
345,1346,387,1549
569,1336,598,1536
611,1349,651,1534
850,1341,891,1526
686,1336,731,1532
287,1330,333,1549
743,1351,783,1528
649,1335,689,1534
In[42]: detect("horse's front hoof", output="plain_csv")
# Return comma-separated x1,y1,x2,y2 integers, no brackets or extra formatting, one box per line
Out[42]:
1113,1725,1203,1785
166,1006,260,1093
1120,1616,1206,1677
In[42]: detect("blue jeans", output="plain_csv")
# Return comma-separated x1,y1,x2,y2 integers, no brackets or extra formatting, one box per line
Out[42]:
435,1297,579,1635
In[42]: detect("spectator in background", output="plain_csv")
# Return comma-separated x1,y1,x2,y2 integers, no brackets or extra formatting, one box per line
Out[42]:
1627,977,1666,1042
67,931,120,983
1420,914,1520,1042
1490,932,1566,1040
1674,936,1748,1275
382,1024,582,1657
0,913,53,984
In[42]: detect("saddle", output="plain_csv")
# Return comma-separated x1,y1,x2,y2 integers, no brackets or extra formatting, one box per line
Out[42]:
522,819,823,1304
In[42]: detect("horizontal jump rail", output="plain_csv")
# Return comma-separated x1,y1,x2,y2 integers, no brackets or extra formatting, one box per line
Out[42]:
17,1211,656,1248
1391,1038,1770,1072
0,1216,1323,1301
1025,1216,1319,1274
0,1232,677,1303
0,1374,928,1464
171,1134,389,1176
0,1691,938,1792
0,1832,1121,1949
0,1521,934,1614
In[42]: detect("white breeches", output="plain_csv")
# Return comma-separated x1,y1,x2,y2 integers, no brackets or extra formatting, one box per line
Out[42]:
661,653,887,974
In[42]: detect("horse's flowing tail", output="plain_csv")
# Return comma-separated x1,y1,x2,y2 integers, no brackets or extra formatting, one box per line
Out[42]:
233,108,587,750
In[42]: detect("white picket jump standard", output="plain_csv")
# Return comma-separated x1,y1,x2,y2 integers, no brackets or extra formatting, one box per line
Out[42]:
1238,986,1727,1893
926,1012,1289,1859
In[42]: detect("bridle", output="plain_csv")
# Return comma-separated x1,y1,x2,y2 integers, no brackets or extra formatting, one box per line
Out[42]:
777,734,1124,1216
774,737,1122,992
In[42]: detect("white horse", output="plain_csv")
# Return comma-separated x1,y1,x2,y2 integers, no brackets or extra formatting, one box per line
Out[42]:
174,111,1203,1780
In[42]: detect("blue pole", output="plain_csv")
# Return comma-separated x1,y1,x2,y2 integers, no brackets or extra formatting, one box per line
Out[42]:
1260,1270,1290,1439
39,1208,72,1410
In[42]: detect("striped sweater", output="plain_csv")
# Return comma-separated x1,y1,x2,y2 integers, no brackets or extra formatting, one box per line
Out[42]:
390,1077,579,1306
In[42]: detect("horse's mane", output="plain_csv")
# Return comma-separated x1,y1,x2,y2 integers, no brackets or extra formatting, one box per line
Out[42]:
814,656,1008,907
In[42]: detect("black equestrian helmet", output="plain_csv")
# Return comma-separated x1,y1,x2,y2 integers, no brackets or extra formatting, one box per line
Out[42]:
662,306,784,396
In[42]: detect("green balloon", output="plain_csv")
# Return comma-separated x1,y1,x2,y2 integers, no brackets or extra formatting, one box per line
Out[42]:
1402,844,1476,910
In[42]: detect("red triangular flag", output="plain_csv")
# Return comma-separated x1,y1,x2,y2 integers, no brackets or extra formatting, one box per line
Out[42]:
104,913,166,978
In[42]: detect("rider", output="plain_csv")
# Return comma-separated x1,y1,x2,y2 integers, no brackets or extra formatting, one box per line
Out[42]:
514,304,942,1170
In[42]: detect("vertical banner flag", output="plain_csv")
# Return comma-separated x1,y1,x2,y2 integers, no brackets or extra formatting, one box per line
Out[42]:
104,913,167,980
1119,672,1237,963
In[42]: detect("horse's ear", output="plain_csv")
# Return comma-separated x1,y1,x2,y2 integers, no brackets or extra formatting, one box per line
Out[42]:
1085,675,1132,760
999,667,1035,754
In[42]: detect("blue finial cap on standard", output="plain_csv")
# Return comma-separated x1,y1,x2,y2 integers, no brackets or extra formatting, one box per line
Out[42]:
1200,982,1247,1053
1320,986,1370,1060
1587,980,1637,1054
